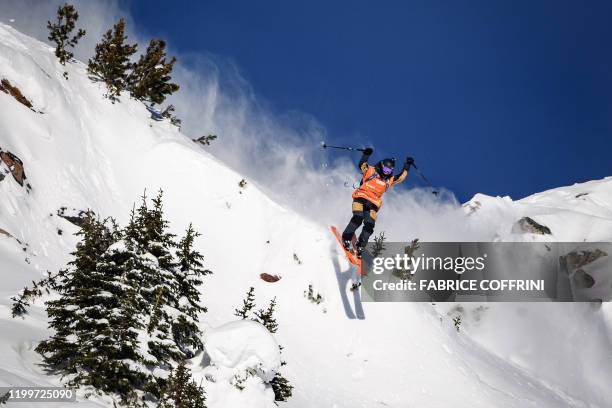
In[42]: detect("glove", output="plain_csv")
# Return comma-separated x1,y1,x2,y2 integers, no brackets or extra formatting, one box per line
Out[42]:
404,157,415,169
362,147,374,156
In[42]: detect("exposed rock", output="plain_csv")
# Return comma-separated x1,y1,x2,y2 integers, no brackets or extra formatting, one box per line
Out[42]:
193,134,217,146
512,217,551,235
57,207,94,228
573,269,595,289
260,273,281,283
463,200,482,215
0,149,27,186
0,227,23,245
564,249,608,270
0,78,33,109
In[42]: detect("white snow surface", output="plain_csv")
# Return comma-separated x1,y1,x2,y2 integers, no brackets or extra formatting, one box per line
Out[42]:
203,320,281,382
0,23,611,408
191,320,280,408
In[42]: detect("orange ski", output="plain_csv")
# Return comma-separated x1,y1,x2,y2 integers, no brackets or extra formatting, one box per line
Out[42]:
330,226,363,275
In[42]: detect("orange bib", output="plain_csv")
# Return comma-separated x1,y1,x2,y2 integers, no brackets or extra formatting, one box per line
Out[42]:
352,165,394,208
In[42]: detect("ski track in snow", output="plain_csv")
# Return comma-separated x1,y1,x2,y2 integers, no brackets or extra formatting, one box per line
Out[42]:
0,22,611,408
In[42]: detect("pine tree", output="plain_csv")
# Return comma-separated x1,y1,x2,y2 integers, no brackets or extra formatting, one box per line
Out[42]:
129,39,179,104
78,236,151,403
254,298,293,402
173,224,211,357
88,18,137,98
34,194,212,404
125,191,183,367
270,374,293,402
36,215,118,372
0,390,10,404
158,361,206,408
47,3,86,77
254,297,278,334
234,287,256,319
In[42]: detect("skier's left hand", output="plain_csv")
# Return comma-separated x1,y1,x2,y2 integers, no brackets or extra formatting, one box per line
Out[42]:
405,157,415,168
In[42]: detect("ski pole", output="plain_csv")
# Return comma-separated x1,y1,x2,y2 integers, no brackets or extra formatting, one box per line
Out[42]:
321,142,367,152
410,163,439,196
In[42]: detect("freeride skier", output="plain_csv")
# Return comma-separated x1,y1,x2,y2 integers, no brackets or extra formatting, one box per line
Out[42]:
341,147,414,256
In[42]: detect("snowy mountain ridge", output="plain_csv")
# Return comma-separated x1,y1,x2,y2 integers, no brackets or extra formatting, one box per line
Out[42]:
1,22,612,408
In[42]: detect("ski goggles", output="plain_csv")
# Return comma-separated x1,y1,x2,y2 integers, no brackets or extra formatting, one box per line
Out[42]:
382,165,393,175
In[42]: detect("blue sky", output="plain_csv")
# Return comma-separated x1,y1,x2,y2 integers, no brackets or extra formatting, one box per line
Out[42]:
128,1,611,201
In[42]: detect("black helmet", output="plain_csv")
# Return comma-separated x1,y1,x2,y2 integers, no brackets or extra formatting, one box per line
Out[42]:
376,158,395,178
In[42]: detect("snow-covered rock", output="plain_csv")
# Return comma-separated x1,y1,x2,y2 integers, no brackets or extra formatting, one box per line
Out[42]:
204,320,281,382
190,320,280,408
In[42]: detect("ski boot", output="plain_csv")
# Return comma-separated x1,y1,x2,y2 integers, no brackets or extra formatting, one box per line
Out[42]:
342,239,352,252
355,241,365,258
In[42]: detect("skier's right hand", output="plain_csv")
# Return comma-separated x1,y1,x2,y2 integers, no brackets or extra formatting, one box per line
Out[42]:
363,147,374,156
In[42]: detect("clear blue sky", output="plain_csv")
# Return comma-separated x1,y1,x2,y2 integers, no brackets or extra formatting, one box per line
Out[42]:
128,1,611,201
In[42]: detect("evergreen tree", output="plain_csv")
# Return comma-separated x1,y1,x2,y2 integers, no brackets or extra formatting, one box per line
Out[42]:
36,215,118,372
234,287,256,319
270,374,293,403
158,361,206,408
254,297,278,334
78,236,151,403
253,297,293,402
33,193,212,404
129,39,179,104
47,3,86,76
173,224,211,357
125,191,183,367
0,390,10,404
88,18,137,98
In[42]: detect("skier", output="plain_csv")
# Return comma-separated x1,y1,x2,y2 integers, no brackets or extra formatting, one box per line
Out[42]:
341,147,413,256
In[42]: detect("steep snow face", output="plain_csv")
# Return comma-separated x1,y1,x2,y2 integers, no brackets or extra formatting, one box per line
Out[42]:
1,22,612,408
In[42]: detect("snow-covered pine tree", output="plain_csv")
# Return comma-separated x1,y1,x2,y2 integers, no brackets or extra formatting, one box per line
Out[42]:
125,192,183,368
36,215,118,373
128,39,179,104
79,236,151,404
234,287,256,319
34,194,212,405
254,297,293,402
158,361,206,408
173,224,211,357
88,17,137,98
47,3,86,76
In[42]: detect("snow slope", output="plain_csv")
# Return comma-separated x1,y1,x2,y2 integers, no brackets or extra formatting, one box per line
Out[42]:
1,23,612,408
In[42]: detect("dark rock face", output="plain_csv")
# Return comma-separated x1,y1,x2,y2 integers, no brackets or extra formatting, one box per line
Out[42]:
56,207,94,228
260,273,281,283
560,247,609,301
0,149,27,186
0,78,33,109
573,269,596,289
512,217,552,235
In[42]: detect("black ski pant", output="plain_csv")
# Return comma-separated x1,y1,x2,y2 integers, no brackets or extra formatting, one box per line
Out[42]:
342,198,378,246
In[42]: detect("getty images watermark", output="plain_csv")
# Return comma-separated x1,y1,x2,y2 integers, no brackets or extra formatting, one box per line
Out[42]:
358,242,612,302
371,252,544,292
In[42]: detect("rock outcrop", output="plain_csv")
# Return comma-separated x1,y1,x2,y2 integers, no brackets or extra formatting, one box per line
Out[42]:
0,148,27,186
